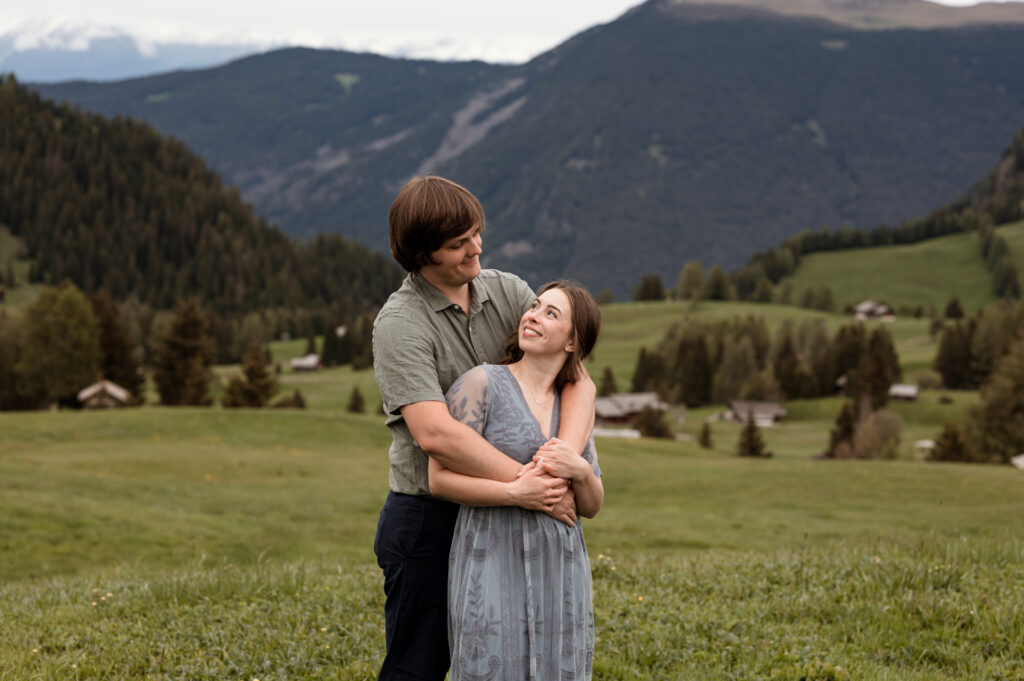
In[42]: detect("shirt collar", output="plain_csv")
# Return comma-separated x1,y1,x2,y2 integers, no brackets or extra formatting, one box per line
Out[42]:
410,271,490,313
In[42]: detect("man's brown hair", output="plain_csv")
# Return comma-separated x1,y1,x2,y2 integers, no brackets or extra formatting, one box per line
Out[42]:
388,176,486,272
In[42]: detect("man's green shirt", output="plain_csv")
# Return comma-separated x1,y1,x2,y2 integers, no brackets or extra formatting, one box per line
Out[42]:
372,269,534,495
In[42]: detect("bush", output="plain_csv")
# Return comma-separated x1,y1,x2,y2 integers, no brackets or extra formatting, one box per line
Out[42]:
929,422,974,462
271,389,306,409
913,369,943,391
737,411,772,458
633,406,674,439
346,385,366,414
698,422,713,449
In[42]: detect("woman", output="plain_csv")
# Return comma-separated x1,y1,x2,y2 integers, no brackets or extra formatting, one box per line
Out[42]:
428,281,604,681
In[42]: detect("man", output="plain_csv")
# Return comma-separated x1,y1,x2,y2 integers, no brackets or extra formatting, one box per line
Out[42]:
372,176,596,681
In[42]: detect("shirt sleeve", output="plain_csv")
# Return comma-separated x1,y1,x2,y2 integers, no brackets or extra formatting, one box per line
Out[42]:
373,310,446,414
444,366,491,436
516,276,536,316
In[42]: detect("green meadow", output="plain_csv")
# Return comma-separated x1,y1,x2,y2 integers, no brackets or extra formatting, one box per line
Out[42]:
784,227,1011,315
3,300,1024,680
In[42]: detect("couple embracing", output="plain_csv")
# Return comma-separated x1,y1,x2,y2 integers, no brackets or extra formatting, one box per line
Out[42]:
372,176,605,681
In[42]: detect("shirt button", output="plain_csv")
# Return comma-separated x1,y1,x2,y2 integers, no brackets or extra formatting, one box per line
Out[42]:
454,305,461,311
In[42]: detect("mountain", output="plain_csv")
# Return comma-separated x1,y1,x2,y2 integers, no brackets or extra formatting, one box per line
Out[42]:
0,77,401,318
31,0,1024,296
0,25,262,83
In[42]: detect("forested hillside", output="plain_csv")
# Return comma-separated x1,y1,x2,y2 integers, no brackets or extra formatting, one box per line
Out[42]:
33,0,1024,295
0,76,401,318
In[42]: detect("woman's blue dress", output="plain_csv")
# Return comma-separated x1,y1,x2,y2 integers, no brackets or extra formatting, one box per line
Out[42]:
443,363,601,681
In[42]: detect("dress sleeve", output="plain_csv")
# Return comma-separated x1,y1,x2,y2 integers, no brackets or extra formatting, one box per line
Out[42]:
581,435,601,478
444,366,491,436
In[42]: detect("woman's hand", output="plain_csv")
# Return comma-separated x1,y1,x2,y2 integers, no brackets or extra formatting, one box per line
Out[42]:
533,437,589,482
508,466,568,512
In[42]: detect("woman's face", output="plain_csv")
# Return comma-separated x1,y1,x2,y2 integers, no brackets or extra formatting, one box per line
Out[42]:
518,287,574,358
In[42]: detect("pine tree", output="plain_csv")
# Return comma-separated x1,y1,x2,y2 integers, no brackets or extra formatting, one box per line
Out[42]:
826,401,857,458
737,410,771,457
929,421,975,462
965,337,1024,463
347,385,366,413
702,266,735,301
711,336,757,404
154,297,214,406
673,335,712,407
90,289,143,400
676,261,703,300
633,406,673,439
944,297,965,319
598,366,618,397
633,274,665,301
3,261,15,288
222,341,279,408
16,283,101,406
305,331,318,356
934,320,976,389
698,421,713,449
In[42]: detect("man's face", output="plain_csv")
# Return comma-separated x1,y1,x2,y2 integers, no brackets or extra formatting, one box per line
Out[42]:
421,224,483,288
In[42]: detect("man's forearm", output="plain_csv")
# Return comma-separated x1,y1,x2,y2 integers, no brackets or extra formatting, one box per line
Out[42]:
404,401,521,482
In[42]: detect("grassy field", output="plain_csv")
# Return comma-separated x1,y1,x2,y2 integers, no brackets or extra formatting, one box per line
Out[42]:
2,395,1024,679
786,229,999,316
2,294,1019,679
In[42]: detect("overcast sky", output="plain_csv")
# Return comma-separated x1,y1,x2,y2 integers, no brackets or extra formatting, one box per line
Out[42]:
2,0,1020,63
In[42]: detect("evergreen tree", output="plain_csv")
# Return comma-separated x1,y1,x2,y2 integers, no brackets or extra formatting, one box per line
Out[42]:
847,327,896,411
631,346,665,395
633,274,665,301
711,336,757,404
929,421,975,463
944,297,965,319
90,289,143,400
773,324,802,399
321,321,344,367
826,401,857,458
672,334,712,407
305,331,318,356
17,283,101,406
702,266,735,301
154,297,214,406
349,312,376,370
833,323,867,385
965,337,1024,463
676,261,703,300
737,410,771,457
934,320,976,389
222,341,278,408
598,366,618,397
0,309,43,409
751,277,774,303
698,421,713,449
3,261,14,288
347,385,366,413
633,406,673,439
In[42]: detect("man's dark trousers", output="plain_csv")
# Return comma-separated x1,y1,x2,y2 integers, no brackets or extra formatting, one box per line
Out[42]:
374,491,460,681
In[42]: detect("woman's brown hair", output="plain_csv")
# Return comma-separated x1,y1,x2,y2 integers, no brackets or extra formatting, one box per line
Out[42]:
501,281,601,390
388,176,486,272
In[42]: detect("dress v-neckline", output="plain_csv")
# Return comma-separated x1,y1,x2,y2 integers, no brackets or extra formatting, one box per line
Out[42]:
502,365,558,441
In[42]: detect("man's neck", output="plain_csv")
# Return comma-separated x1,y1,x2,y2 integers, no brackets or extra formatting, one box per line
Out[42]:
419,271,472,314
